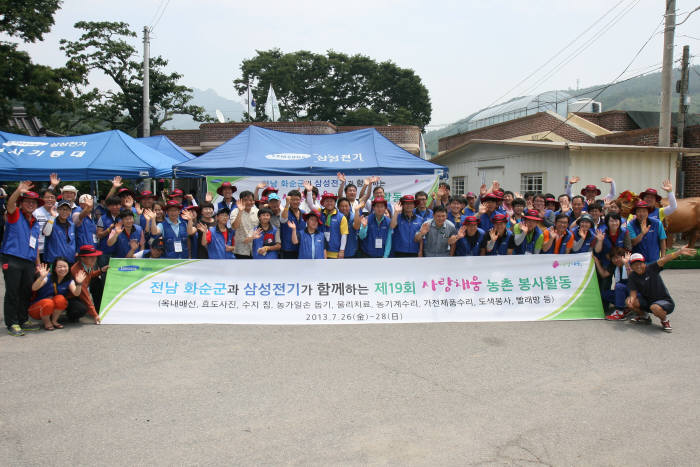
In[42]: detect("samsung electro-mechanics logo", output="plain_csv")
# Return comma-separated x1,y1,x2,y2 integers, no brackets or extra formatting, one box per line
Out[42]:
264,153,311,161
118,265,140,272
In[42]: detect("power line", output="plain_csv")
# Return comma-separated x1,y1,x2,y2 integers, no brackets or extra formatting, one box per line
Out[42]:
149,0,171,31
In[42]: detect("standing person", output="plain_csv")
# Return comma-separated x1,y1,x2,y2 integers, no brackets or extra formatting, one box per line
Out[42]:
543,214,574,254
571,213,596,253
198,208,235,259
96,196,122,260
626,247,697,332
594,212,631,268
464,192,478,216
455,216,485,257
336,173,359,210
513,210,545,255
567,196,586,226
33,189,57,261
481,214,513,256
415,206,459,257
279,189,306,259
29,259,86,330
42,200,77,264
231,191,259,259
414,191,433,221
107,209,145,258
337,197,359,258
638,180,676,221
529,194,554,228
431,182,451,210
73,194,98,249
478,192,503,232
1,182,43,336
447,196,466,226
157,201,196,259
320,193,348,259
267,193,283,229
355,197,392,258
389,195,423,258
136,190,158,235
557,194,572,216
289,211,326,259
509,198,526,228
248,208,281,259
69,245,108,324
593,248,632,321
629,200,666,264
216,182,237,212
59,185,81,215
301,181,321,212
567,176,616,209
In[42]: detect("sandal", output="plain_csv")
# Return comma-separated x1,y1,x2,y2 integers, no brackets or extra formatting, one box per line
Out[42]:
44,325,55,331
53,323,63,329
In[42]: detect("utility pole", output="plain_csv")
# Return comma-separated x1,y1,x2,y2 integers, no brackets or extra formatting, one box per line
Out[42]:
142,26,150,137
676,45,690,197
658,0,675,147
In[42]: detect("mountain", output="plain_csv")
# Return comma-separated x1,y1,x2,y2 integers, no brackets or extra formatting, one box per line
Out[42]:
425,66,700,156
163,88,245,130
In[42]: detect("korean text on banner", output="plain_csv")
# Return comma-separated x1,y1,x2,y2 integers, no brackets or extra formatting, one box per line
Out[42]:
100,254,602,325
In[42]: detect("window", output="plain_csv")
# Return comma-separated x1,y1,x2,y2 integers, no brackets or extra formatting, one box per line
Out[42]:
521,173,543,193
452,176,465,195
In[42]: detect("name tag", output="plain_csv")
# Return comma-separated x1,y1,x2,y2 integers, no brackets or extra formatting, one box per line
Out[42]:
324,232,331,242
173,241,183,253
375,238,383,249
93,234,98,244
29,236,37,249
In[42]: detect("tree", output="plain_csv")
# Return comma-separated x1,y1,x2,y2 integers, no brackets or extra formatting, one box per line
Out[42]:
60,21,212,136
233,49,432,129
0,0,86,133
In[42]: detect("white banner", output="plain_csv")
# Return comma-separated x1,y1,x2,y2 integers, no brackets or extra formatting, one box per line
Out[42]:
100,254,603,325
206,174,440,206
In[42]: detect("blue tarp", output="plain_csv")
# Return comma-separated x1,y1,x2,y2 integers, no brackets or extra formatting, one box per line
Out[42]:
138,135,196,164
0,130,177,180
174,125,445,177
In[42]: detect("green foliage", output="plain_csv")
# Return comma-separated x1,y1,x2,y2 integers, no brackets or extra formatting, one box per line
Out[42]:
233,49,432,129
60,21,212,136
0,0,62,42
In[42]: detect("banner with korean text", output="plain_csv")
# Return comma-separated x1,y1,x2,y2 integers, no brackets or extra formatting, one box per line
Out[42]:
99,253,603,324
206,174,440,206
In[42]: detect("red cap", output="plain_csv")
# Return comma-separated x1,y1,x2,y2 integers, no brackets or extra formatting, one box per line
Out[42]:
462,215,478,224
169,189,184,198
581,184,601,196
523,209,543,221
634,200,654,212
400,194,416,204
165,200,183,210
261,186,278,197
481,192,503,202
492,213,508,223
303,210,321,222
320,192,338,203
216,182,237,196
372,197,388,208
19,191,44,207
138,190,157,200
640,188,662,202
77,245,102,257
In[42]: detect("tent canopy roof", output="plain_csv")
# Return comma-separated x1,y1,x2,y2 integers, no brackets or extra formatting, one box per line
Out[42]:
138,135,196,164
174,125,445,177
0,130,178,180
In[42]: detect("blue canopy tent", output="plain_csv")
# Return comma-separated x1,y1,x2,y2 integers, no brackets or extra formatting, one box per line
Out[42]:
138,135,196,164
0,130,180,181
173,126,446,177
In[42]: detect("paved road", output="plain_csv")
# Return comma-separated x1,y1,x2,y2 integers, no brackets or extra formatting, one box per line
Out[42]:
0,269,698,466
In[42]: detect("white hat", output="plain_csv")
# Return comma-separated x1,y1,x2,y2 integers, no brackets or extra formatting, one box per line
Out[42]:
78,194,93,204
629,253,645,264
61,185,78,193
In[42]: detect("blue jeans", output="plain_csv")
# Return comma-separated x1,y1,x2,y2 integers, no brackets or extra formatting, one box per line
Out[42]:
601,282,628,309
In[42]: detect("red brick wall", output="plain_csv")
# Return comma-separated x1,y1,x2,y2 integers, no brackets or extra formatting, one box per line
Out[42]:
683,125,700,148
438,112,595,152
574,111,638,131
337,125,420,146
154,129,200,147
682,154,700,198
595,127,679,146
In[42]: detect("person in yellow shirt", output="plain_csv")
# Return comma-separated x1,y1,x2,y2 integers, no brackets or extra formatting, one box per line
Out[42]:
320,193,349,259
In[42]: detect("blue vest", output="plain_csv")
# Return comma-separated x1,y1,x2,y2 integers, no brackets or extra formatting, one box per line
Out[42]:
321,209,344,253
544,230,572,254
252,225,279,259
44,220,77,263
572,227,595,253
113,225,143,258
362,215,391,258
630,218,663,263
76,216,97,249
392,214,423,254
1,211,41,261
217,200,236,213
98,214,118,255
485,230,513,256
514,226,543,255
281,209,306,252
207,226,235,259
447,212,466,227
455,228,485,256
414,208,433,221
161,220,190,259
596,227,627,266
298,229,326,259
479,212,497,231
32,274,73,303
344,213,358,257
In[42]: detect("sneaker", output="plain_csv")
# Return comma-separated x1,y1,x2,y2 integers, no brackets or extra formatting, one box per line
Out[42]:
7,325,25,337
661,320,672,333
20,320,40,331
605,310,625,321
630,315,652,325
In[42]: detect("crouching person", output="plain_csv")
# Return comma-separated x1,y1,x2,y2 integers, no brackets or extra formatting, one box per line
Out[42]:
289,211,326,259
626,247,697,332
592,247,631,321
30,258,87,330
68,245,109,324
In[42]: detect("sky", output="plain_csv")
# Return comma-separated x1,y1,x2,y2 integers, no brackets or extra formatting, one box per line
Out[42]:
7,0,700,128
